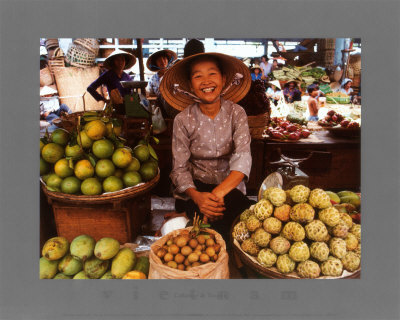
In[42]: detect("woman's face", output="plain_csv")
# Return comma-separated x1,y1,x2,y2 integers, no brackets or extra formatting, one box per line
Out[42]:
344,81,352,89
155,55,169,70
190,60,226,104
261,56,266,63
113,55,126,71
254,68,260,74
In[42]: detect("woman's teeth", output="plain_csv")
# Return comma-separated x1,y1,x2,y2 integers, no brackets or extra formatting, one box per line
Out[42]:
202,88,214,93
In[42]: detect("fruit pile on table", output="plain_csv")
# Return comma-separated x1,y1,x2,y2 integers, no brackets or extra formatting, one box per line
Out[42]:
40,112,159,196
232,185,361,278
40,235,149,279
266,116,311,141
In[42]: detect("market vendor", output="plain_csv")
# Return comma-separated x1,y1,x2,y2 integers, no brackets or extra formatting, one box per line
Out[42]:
40,86,72,128
87,49,136,114
339,78,354,96
146,49,178,96
260,55,272,80
159,52,255,239
283,80,302,103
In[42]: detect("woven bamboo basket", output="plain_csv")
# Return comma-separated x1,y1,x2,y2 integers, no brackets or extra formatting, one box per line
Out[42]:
65,43,96,68
323,49,335,67
247,112,270,139
73,38,100,55
48,58,65,74
349,54,361,76
45,38,59,50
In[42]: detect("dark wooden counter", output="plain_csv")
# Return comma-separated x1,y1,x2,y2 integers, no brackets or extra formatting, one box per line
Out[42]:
152,130,360,197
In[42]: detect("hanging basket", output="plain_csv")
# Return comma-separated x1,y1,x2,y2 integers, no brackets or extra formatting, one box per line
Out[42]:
73,38,100,55
65,43,96,68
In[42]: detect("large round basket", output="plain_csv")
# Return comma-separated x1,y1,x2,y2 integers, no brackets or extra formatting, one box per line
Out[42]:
230,216,361,279
73,38,100,55
65,43,96,68
41,170,160,205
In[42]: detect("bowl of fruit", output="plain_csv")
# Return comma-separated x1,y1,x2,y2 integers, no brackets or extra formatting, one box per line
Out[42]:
319,110,360,138
265,117,311,142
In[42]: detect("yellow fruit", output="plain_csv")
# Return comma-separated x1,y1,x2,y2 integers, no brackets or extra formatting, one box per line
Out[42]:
125,157,141,172
54,158,74,178
112,148,133,168
102,176,124,193
122,171,142,187
74,159,94,180
81,177,102,195
85,120,107,140
106,122,122,137
46,173,63,190
42,236,70,261
65,144,84,159
61,176,81,194
122,271,147,279
77,131,93,149
133,144,150,162
95,159,116,178
42,143,65,164
92,139,115,159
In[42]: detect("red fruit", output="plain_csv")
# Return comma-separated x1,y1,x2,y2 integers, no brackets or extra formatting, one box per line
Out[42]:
340,120,350,128
336,114,344,122
327,110,335,116
273,131,283,139
283,130,289,136
332,114,338,122
350,213,361,224
301,130,311,138
325,115,332,122
288,132,300,140
287,124,297,132
348,121,360,129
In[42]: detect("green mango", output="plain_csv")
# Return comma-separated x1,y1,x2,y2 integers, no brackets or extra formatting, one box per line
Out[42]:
100,271,113,279
133,256,150,277
111,248,137,279
337,190,357,198
94,237,120,260
339,195,360,208
70,235,96,262
325,191,341,204
58,254,83,276
42,237,69,261
84,256,110,279
73,271,90,279
53,273,72,279
40,257,59,279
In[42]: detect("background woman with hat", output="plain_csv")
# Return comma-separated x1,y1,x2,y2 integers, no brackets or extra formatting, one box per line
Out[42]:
266,80,283,106
250,64,263,81
283,80,302,103
87,49,136,114
146,49,177,96
40,86,72,130
160,52,255,240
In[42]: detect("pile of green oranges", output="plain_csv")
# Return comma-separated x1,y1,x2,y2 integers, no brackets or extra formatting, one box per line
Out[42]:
40,119,159,196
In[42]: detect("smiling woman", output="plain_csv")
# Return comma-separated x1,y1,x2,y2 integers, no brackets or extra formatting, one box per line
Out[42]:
159,52,255,241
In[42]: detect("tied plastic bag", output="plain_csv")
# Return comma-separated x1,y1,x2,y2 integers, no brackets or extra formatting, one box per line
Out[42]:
151,104,167,134
148,227,230,279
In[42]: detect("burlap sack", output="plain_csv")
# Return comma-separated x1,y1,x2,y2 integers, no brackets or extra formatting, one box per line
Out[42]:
148,227,229,279
40,67,54,86
53,66,104,112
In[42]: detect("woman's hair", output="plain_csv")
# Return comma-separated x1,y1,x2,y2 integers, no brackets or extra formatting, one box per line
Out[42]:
186,55,224,81
307,84,319,94
261,55,268,60
342,80,352,87
184,39,205,58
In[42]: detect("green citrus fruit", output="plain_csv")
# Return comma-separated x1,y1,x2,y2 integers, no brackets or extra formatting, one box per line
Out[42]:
92,139,115,159
122,171,142,187
65,144,84,159
139,162,158,181
95,159,116,178
133,145,150,162
137,139,146,145
81,177,102,195
61,176,81,194
85,120,107,140
102,176,124,193
77,131,93,149
41,143,65,164
143,159,158,170
40,140,45,152
74,159,95,180
51,128,70,146
125,157,141,172
112,148,133,168
114,169,124,179
54,158,74,178
40,157,51,175
47,173,63,189
41,173,53,184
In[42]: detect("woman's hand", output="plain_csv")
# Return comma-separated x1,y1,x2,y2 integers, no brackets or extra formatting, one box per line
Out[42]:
187,189,225,221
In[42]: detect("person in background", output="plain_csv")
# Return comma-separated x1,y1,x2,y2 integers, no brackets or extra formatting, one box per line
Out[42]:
271,59,279,72
307,84,320,121
340,78,354,96
159,52,255,240
250,64,263,81
266,80,283,106
260,55,272,80
283,80,302,103
183,39,205,58
146,49,177,96
87,49,136,114
40,86,72,130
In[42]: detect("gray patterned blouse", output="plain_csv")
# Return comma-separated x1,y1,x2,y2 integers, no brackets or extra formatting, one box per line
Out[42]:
170,98,252,200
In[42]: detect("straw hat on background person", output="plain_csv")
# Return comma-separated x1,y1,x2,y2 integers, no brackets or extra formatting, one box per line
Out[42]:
146,49,178,72
159,52,251,111
251,64,262,73
269,80,281,90
320,75,330,83
103,49,136,70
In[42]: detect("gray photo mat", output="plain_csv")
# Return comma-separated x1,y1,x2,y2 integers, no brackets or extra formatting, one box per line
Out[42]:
0,0,399,319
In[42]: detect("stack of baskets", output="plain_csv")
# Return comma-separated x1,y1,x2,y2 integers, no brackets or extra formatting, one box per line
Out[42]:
349,54,361,87
45,38,60,59
318,38,336,68
48,47,65,74
65,38,99,68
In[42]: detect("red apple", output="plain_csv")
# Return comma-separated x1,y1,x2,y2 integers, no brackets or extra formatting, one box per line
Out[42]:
288,132,300,140
287,124,297,132
332,114,338,122
301,130,311,138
